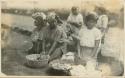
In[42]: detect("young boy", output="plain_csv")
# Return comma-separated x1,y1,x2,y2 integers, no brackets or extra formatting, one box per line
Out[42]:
67,6,84,52
67,6,84,31
77,14,101,69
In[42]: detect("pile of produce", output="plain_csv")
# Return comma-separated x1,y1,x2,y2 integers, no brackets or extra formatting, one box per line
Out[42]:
49,59,72,71
26,54,49,68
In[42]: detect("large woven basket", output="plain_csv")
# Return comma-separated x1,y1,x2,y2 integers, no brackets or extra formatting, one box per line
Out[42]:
26,54,49,68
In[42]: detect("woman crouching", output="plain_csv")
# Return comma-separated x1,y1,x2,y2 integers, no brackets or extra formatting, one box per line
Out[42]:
29,12,47,54
41,12,67,62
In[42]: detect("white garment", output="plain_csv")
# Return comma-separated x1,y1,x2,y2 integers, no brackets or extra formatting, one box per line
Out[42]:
79,27,101,47
67,13,84,25
101,27,124,62
70,65,86,76
96,15,108,29
61,52,75,64
70,64,102,76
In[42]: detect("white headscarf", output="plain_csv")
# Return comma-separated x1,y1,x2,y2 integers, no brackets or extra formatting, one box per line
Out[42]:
47,12,56,20
32,12,46,20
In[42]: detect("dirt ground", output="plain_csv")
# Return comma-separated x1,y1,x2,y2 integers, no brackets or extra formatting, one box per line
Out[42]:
2,31,72,76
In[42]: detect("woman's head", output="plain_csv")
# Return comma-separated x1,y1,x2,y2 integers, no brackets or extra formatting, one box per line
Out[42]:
71,6,79,15
32,12,46,27
94,6,108,15
108,13,119,27
47,12,57,28
85,14,98,29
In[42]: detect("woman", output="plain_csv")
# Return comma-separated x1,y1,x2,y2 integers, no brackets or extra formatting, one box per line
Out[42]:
42,12,67,62
100,13,124,76
94,6,109,35
29,12,47,54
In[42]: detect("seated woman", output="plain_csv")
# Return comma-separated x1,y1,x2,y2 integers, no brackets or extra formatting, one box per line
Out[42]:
41,12,67,62
29,12,47,54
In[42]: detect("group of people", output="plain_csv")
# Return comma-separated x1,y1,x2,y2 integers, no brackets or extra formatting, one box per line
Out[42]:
29,6,122,71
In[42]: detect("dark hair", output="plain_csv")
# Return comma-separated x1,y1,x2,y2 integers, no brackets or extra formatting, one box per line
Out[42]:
85,14,98,24
95,6,107,14
55,15,63,24
71,6,78,11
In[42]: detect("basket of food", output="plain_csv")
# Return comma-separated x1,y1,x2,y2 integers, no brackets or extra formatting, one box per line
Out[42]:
49,59,72,71
26,54,50,68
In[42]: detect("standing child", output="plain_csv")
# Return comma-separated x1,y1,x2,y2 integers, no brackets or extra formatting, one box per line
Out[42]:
77,14,101,70
67,6,84,52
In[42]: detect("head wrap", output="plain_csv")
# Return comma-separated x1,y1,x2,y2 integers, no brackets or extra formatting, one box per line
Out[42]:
32,12,46,20
47,12,57,23
47,12,56,19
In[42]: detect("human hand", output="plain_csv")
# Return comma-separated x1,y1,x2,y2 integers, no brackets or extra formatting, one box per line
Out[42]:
70,21,77,25
68,36,73,41
58,39,64,43
59,39,70,43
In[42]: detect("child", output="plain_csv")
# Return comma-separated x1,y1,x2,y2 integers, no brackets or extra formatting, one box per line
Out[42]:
77,14,101,69
67,6,84,32
67,6,84,52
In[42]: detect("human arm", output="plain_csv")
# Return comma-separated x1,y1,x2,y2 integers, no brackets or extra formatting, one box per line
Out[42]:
101,15,108,36
71,34,80,40
92,40,100,59
48,29,62,55
48,41,57,55
67,14,83,28
42,39,46,54
92,29,102,58
70,21,82,28
77,40,81,58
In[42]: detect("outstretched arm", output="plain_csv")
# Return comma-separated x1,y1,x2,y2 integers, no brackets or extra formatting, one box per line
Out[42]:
48,41,57,55
70,22,82,28
42,39,46,54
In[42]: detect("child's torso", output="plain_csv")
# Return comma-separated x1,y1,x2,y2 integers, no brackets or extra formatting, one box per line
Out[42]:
79,27,97,47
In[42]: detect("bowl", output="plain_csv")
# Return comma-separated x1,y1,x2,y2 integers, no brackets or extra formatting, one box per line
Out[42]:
26,54,49,68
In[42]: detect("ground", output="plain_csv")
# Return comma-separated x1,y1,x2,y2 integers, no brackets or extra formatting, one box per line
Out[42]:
2,31,49,76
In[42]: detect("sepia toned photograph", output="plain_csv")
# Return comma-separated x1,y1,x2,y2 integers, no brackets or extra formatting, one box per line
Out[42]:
1,0,124,77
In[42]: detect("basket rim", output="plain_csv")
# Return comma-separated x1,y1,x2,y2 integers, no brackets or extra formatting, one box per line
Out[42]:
26,54,49,61
27,59,49,61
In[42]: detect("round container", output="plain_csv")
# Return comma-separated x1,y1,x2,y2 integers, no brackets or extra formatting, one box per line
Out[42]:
26,54,49,68
49,59,72,71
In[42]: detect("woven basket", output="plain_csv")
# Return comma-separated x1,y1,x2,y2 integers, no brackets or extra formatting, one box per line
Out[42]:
26,54,49,68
